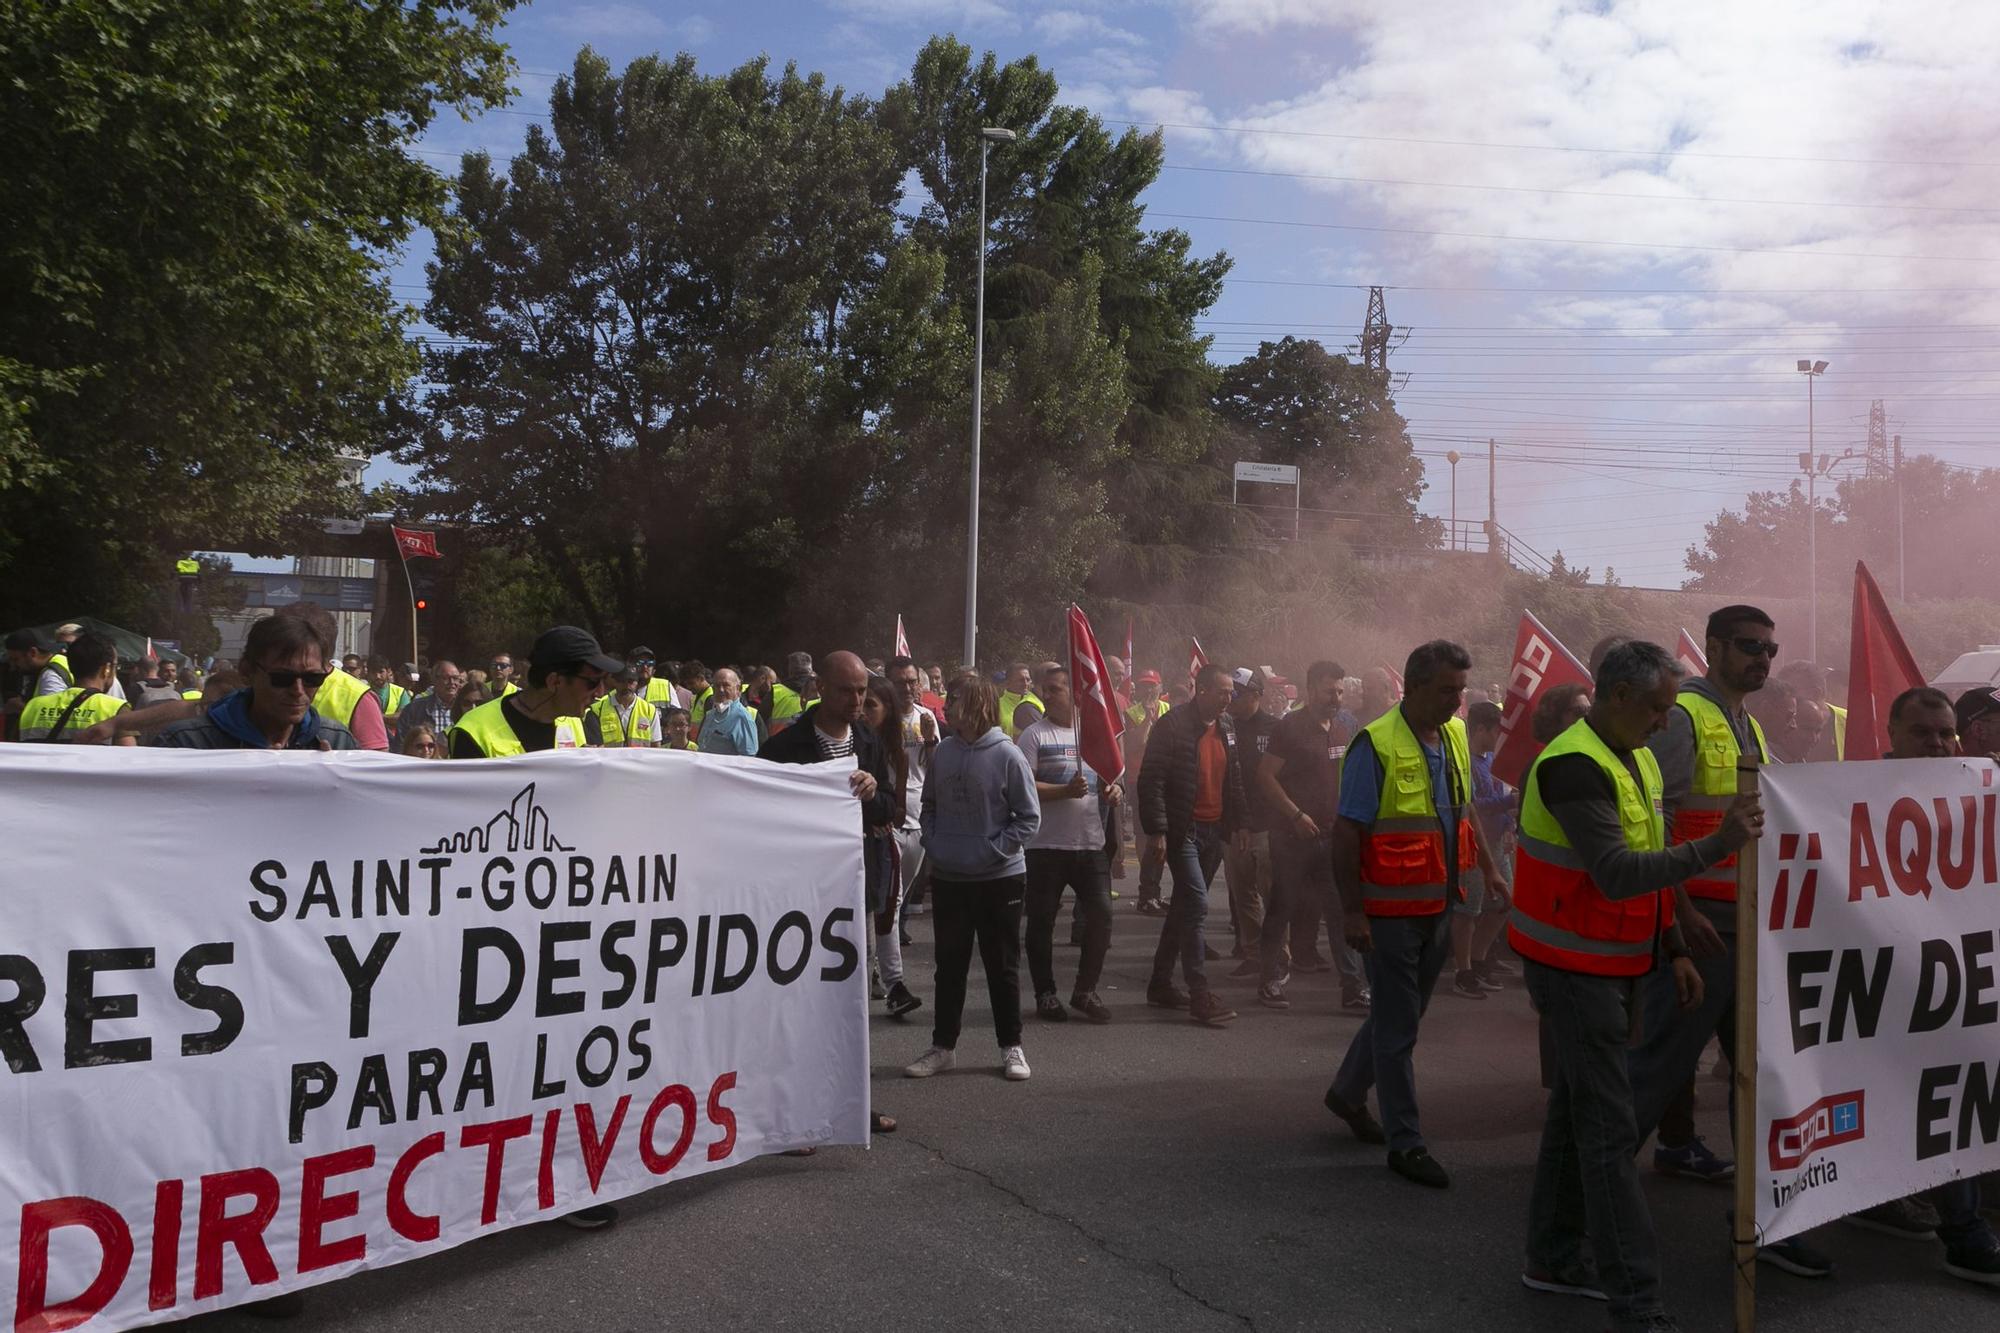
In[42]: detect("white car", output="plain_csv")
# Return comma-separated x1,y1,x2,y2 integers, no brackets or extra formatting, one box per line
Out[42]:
1934,645,2000,696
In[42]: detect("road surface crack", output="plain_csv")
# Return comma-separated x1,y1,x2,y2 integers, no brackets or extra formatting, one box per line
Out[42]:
893,1130,1257,1330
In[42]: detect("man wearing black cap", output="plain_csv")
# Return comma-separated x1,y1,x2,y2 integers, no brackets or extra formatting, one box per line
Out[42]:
1957,687,2000,759
449,626,619,760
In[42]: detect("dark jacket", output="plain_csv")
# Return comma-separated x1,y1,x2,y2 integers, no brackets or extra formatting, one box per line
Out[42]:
756,704,896,833
1137,702,1247,840
152,690,358,750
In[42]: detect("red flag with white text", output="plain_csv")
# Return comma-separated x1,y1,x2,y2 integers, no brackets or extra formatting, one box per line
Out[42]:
1491,611,1592,788
1845,561,1925,764
1676,628,1708,678
1068,604,1126,782
391,525,441,560
894,615,910,660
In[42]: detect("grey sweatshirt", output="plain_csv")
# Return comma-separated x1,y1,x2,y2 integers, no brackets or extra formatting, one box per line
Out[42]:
920,727,1043,880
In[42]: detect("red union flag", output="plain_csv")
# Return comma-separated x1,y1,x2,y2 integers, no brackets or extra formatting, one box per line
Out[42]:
1068,604,1126,782
391,525,441,560
1676,627,1708,678
1845,561,1924,763
893,614,910,660
1491,610,1591,788
1378,662,1405,698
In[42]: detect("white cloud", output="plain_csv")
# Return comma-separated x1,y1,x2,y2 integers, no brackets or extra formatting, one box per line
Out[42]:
828,0,1019,25
562,4,716,43
1037,10,1147,45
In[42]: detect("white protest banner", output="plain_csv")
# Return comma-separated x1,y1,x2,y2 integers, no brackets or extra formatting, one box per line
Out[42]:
2,746,869,1331
1755,754,2000,1244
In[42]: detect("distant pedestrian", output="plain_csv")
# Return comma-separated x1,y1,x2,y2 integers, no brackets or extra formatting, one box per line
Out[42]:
1017,666,1118,1025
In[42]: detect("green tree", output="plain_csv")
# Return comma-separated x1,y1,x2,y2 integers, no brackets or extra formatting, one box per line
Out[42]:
0,0,517,627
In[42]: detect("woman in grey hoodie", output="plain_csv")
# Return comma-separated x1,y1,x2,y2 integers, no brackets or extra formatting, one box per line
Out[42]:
907,676,1043,1082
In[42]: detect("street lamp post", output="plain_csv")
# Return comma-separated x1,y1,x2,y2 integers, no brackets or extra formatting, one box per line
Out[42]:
963,126,1017,671
1446,449,1461,549
1795,359,1829,662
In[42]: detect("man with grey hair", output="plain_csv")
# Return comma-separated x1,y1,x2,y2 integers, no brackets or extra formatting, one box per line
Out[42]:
1511,639,1760,1327
406,659,464,737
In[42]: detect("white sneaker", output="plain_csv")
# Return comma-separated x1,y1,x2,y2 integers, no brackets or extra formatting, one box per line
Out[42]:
903,1046,956,1078
1001,1046,1031,1081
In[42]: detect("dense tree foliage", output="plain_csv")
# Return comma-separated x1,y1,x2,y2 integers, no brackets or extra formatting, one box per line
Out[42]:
0,0,517,628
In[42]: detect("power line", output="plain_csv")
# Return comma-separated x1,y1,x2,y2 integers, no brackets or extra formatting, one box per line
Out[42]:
1150,211,2000,264
1158,163,2000,217
1102,117,2000,170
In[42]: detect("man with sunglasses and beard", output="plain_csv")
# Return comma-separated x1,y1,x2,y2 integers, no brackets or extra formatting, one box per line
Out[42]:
153,615,359,751
450,626,618,759
1628,605,1838,1278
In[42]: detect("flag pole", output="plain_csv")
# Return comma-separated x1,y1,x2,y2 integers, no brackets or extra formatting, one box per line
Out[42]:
1732,753,1761,1332
394,532,419,666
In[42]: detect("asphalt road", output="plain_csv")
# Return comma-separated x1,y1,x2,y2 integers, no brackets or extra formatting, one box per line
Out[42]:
194,891,1997,1333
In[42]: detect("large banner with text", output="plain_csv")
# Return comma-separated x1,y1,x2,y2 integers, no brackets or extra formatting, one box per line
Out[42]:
1756,755,2000,1243
2,746,868,1330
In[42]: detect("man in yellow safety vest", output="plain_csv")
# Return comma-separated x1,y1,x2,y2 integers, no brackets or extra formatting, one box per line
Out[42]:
20,633,134,744
589,666,659,746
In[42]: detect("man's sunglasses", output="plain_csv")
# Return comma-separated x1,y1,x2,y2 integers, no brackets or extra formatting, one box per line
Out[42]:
490,662,513,671
265,669,330,690
633,658,656,667
1730,637,1781,659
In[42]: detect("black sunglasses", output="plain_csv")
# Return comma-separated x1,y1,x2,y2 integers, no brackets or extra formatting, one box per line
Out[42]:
265,669,330,690
633,658,656,666
1730,637,1781,659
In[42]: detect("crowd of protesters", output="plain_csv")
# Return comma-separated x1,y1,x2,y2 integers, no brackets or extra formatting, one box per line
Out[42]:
7,600,2000,1332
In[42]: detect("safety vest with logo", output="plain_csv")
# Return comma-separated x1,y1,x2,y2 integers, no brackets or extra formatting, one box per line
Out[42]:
591,694,658,746
1670,689,1766,903
999,691,1044,739
1356,708,1477,917
449,696,585,756
312,668,369,728
19,687,127,741
1508,717,1671,977
1124,698,1170,727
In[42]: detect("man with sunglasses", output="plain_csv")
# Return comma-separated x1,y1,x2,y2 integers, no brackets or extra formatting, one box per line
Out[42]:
488,652,520,698
1627,604,1836,1277
450,627,616,759
627,646,683,711
153,614,359,751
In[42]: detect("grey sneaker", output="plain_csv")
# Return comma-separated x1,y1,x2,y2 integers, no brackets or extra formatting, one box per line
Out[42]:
903,1046,956,1078
1001,1045,1031,1081
1843,1196,1939,1240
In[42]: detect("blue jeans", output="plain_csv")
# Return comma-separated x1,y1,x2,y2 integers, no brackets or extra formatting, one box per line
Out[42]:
1150,822,1224,991
1524,962,1666,1327
1329,911,1452,1151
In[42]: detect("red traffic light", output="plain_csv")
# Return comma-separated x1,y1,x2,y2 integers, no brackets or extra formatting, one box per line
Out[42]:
415,598,429,611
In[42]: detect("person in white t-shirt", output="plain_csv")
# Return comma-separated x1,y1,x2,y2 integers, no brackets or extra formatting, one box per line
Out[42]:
881,656,936,1019
1017,666,1121,1024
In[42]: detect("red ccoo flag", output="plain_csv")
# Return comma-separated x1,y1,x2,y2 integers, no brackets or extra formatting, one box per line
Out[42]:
1845,561,1925,763
1491,610,1592,788
1676,627,1708,678
1068,604,1127,782
1188,636,1208,689
391,525,441,560
894,614,911,660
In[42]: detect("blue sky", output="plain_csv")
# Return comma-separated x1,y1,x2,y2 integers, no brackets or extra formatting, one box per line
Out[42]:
343,0,2000,589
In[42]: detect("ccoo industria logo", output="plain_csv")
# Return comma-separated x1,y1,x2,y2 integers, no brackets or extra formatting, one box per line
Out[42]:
1769,1091,1866,1171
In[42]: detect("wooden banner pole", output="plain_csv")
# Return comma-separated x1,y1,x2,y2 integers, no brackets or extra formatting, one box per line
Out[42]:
1732,754,1761,1332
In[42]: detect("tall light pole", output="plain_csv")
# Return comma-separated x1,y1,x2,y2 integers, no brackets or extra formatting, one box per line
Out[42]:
1445,450,1461,549
963,126,1016,670
1795,358,1829,661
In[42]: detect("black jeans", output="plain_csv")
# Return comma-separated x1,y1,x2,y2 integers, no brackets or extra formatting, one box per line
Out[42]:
931,874,1025,1050
1025,848,1113,997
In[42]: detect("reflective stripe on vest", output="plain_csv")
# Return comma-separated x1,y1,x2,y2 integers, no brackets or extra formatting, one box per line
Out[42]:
591,695,657,746
449,697,586,756
19,688,127,741
1507,717,1669,977
1356,709,1476,917
1670,690,1766,903
312,669,368,728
